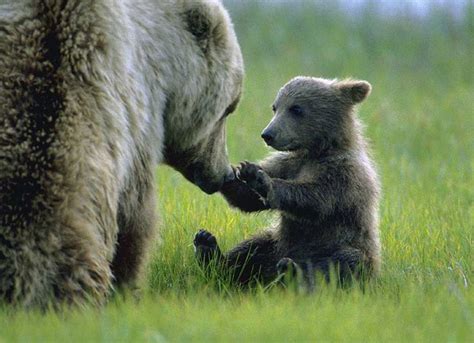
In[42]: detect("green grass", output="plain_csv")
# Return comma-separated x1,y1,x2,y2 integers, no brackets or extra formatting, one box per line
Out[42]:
1,2,473,342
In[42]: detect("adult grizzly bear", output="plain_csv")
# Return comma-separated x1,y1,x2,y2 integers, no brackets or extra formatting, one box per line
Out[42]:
0,0,243,308
194,77,380,287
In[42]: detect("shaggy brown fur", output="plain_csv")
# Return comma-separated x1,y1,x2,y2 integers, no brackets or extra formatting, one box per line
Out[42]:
194,77,380,287
0,0,243,309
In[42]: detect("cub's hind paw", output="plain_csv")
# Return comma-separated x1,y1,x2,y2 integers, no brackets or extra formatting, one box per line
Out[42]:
194,229,217,249
277,257,301,277
193,229,221,265
276,258,310,293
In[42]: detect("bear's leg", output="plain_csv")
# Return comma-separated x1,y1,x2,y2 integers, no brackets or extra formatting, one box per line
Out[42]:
111,186,157,288
1,229,113,309
54,242,113,308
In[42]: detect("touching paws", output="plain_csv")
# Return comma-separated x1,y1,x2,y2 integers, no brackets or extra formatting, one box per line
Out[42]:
194,229,221,265
236,161,272,198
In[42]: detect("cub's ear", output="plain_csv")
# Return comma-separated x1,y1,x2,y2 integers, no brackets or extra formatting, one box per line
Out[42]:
338,80,372,104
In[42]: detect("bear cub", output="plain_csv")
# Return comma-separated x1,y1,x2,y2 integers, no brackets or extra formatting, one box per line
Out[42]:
194,76,381,287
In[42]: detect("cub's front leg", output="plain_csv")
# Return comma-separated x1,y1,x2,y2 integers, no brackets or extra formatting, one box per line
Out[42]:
220,164,269,213
239,162,335,216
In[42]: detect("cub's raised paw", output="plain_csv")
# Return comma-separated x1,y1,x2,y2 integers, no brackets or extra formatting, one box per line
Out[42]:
237,161,271,197
237,161,261,182
193,229,221,265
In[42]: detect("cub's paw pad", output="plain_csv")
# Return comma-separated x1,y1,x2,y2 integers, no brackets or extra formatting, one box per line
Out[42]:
194,229,217,249
237,162,270,197
237,161,261,183
253,170,271,197
194,229,220,264
277,257,300,276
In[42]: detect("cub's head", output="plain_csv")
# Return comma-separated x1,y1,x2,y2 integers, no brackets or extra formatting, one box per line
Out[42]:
163,0,243,194
262,77,371,154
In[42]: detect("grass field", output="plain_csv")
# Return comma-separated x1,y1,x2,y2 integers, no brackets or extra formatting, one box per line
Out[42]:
1,2,473,342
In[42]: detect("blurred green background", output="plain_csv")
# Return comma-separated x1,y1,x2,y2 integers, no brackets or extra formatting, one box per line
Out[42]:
1,1,473,341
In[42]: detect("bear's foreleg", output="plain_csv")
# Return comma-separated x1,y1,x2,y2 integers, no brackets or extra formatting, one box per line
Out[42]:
111,184,157,289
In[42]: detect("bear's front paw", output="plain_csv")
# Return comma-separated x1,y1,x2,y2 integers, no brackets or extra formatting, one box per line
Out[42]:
193,229,221,265
237,161,271,197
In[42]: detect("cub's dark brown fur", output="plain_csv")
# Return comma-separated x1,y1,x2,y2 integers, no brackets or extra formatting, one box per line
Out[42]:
194,76,380,286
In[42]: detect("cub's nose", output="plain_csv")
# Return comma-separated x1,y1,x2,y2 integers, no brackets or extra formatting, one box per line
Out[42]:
261,131,274,144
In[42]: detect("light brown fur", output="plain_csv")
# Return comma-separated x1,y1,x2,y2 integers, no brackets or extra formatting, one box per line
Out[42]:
195,77,380,287
0,0,243,308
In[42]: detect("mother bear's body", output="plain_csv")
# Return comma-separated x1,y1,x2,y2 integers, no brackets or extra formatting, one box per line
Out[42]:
0,0,243,308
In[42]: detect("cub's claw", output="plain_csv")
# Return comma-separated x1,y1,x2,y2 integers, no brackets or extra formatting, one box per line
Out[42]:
277,257,300,277
237,161,261,182
237,161,271,197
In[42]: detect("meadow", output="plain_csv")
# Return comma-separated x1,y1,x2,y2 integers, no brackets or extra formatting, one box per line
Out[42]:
1,2,473,342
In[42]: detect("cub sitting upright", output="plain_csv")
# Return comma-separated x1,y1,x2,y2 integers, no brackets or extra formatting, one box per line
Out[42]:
194,76,381,286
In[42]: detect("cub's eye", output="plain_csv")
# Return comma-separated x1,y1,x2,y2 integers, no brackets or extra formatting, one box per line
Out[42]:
271,104,276,112
288,105,303,116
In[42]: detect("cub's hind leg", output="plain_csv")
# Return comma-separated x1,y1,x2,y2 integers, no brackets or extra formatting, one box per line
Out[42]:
307,247,366,286
276,257,307,290
224,232,281,285
194,230,281,285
